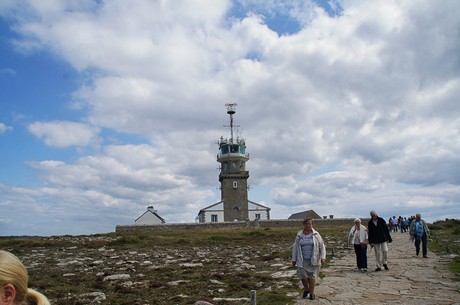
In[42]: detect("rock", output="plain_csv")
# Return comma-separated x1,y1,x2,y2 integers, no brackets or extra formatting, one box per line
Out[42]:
80,292,107,302
167,279,189,286
179,262,203,267
271,270,297,278
103,274,131,281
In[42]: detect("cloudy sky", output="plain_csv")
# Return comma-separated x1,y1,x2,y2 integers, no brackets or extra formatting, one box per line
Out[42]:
1,0,459,236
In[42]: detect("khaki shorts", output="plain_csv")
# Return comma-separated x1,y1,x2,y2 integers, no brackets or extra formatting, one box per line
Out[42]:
297,259,320,280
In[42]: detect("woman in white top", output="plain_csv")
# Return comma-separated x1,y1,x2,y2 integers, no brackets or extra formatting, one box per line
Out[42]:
292,218,326,300
349,218,369,272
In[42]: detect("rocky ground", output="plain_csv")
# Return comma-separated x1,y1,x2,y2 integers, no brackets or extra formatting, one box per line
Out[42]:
2,224,458,304
2,228,318,304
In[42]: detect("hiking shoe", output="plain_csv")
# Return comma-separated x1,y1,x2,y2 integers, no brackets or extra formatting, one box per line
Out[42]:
309,294,316,300
303,290,309,298
363,268,368,272
375,267,382,272
383,264,389,270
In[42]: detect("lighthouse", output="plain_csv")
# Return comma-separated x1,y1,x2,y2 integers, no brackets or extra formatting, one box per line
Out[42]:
217,103,250,221
196,103,270,223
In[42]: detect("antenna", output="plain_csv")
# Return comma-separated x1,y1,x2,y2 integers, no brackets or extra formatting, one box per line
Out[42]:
224,103,239,143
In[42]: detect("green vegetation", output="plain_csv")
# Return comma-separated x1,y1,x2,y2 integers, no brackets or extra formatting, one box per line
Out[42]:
7,220,459,304
428,219,460,278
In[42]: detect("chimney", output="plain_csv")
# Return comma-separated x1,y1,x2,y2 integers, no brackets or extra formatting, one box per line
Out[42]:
147,206,157,213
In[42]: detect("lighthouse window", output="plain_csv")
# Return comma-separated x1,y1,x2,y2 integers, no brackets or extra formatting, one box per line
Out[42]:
240,146,246,154
221,145,229,154
233,181,238,188
230,144,239,153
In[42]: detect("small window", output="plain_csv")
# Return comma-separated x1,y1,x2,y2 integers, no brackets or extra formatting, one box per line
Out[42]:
255,214,261,220
233,181,238,188
221,145,229,154
211,215,218,222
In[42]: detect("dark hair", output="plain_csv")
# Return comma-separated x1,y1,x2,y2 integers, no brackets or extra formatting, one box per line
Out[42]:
303,217,313,225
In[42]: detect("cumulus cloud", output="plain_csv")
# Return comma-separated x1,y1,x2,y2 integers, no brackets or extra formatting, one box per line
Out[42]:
0,0,459,235
0,68,16,76
28,121,100,148
0,122,13,133
27,143,215,229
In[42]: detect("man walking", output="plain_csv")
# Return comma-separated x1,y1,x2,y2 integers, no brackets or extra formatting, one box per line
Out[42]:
409,213,430,258
368,210,392,271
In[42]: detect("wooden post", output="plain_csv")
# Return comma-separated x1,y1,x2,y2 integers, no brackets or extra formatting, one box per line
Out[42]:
250,290,256,305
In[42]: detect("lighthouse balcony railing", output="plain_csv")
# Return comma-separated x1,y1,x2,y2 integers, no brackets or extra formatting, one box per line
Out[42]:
217,152,250,159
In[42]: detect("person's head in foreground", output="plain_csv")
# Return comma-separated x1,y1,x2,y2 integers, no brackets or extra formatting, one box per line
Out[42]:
0,250,50,305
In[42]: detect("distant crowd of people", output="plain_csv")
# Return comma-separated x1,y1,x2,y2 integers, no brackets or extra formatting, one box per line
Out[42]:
387,215,419,233
385,214,430,257
291,211,431,300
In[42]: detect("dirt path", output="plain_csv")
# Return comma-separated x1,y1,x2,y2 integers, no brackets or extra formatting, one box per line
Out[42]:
293,231,460,304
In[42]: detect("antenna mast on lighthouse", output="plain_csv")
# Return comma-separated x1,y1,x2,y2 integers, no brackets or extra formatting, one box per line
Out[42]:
225,103,238,144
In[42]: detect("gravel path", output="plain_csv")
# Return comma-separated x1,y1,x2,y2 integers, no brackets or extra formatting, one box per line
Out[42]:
293,231,459,304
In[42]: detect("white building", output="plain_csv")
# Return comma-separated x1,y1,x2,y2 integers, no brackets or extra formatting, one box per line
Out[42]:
197,200,270,223
135,206,165,225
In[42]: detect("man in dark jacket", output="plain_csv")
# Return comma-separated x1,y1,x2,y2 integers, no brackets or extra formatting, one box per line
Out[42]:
368,210,392,271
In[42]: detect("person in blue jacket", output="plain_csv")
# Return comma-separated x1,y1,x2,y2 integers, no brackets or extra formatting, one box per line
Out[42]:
409,213,430,258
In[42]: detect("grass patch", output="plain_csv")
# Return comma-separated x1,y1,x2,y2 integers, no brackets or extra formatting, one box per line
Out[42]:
208,234,232,242
428,219,460,279
256,290,293,304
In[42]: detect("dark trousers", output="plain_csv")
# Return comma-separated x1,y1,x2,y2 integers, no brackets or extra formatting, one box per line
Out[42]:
415,233,428,257
353,244,368,269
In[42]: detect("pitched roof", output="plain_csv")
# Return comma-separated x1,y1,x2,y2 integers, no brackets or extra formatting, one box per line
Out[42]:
288,210,322,220
135,209,166,223
248,200,271,210
198,201,224,212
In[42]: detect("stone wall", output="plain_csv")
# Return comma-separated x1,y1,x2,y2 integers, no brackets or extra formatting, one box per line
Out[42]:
115,218,368,232
220,171,249,222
